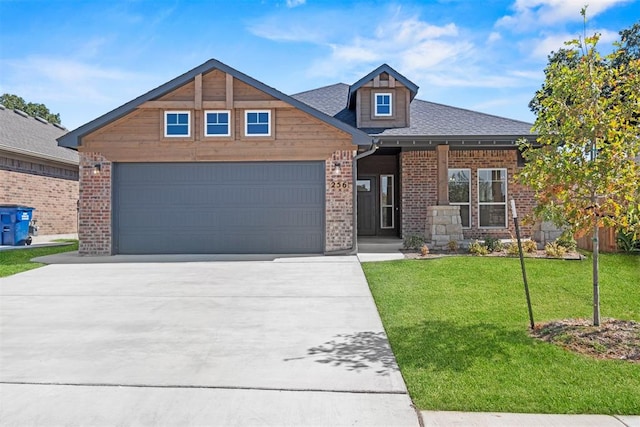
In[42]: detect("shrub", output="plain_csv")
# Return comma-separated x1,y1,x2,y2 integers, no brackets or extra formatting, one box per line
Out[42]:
507,239,537,255
469,240,490,256
403,234,426,250
617,230,640,252
483,237,504,252
506,242,520,256
523,239,538,253
545,242,567,258
420,245,430,256
447,240,458,253
555,230,577,251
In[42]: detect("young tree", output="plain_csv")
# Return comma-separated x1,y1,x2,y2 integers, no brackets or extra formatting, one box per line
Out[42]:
0,93,61,125
518,10,640,326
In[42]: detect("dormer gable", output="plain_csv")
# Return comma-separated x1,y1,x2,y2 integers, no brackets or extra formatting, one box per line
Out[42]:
347,64,419,129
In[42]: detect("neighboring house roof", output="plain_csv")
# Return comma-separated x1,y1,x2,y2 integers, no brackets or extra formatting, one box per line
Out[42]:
293,83,535,145
58,59,374,148
0,105,78,166
347,64,419,109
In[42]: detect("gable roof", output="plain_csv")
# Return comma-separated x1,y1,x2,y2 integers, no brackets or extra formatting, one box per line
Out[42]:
0,105,78,165
58,59,374,148
347,64,419,110
293,83,535,144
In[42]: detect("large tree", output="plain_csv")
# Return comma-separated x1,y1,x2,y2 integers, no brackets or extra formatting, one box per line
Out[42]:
0,93,61,125
518,11,640,326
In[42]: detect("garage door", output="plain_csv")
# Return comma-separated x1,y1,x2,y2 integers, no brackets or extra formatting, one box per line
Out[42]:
113,162,325,254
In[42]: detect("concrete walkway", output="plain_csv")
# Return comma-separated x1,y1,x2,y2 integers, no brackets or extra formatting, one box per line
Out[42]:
0,256,418,426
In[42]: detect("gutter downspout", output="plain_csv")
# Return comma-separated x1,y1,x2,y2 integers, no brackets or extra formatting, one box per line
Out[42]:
325,140,379,256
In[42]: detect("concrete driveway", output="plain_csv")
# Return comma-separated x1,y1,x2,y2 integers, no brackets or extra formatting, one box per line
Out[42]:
0,256,418,426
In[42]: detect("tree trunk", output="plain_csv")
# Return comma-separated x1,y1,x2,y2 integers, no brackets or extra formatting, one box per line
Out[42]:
593,219,600,326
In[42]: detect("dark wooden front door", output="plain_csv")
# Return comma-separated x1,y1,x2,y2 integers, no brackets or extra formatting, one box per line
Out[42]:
357,176,376,236
357,152,401,237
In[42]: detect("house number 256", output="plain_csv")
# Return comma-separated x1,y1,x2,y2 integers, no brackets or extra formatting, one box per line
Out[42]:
331,181,349,190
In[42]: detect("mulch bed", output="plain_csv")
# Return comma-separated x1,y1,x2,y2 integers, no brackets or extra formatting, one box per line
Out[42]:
402,249,584,260
531,318,640,362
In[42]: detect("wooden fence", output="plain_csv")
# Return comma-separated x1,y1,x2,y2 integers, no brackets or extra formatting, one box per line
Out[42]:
575,227,618,252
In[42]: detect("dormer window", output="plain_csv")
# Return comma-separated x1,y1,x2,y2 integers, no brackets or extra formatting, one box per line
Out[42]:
374,93,392,117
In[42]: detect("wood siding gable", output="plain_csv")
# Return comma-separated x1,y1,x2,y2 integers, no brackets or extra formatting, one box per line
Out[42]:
58,59,373,150
81,69,355,162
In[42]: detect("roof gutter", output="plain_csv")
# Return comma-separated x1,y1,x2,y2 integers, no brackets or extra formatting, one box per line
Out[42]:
0,144,79,167
325,139,379,256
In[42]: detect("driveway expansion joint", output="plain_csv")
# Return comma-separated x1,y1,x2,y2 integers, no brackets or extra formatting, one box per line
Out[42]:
1,381,409,395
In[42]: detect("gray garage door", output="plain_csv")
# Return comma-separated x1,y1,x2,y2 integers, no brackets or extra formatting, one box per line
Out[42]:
113,162,325,254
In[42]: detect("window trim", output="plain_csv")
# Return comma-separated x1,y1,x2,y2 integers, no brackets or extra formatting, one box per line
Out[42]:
204,110,231,137
245,110,271,137
164,111,191,138
448,168,471,229
374,93,393,117
477,168,508,229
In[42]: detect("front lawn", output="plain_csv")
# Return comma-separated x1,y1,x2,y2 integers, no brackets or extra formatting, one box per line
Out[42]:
0,241,78,277
361,253,640,414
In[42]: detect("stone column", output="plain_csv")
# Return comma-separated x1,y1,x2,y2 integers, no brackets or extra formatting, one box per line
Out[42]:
425,205,464,250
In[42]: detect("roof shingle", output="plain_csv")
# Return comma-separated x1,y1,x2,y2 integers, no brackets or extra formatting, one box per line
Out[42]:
0,105,78,165
292,83,534,138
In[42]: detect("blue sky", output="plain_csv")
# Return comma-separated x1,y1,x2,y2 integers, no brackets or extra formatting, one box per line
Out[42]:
1,0,638,130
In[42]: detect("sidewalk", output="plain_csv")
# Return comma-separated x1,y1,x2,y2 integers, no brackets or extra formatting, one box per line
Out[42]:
421,411,640,426
0,233,77,251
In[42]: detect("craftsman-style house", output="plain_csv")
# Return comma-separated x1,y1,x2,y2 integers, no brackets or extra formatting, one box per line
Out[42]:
58,59,535,255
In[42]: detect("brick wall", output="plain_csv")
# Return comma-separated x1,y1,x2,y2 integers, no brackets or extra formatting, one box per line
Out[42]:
401,148,535,240
400,150,437,237
0,156,78,235
78,153,112,255
325,150,354,252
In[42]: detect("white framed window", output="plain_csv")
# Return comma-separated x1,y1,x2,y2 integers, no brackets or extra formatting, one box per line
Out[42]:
478,168,508,228
164,111,190,137
448,168,471,228
374,93,392,117
380,175,394,229
245,110,271,136
204,110,230,136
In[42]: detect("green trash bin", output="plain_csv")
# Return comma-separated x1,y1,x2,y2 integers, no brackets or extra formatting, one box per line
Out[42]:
0,205,35,246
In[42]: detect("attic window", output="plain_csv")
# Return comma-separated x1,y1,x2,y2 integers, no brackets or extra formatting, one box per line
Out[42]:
205,110,230,136
374,93,392,117
245,110,271,136
164,111,190,137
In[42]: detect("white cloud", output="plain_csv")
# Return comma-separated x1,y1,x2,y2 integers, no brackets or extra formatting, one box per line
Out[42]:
307,14,474,78
526,28,622,60
286,0,306,7
249,5,547,94
487,31,502,43
497,0,631,30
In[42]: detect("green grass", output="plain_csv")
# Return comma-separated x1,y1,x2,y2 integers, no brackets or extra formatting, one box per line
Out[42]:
0,241,78,277
361,253,640,414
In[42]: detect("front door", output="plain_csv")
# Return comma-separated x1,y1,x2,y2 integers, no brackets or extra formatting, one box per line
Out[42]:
357,176,376,236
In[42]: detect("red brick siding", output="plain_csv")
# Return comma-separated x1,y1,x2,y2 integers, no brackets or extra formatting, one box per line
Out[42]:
326,150,354,251
401,149,535,240
78,153,112,255
400,150,437,237
0,156,78,235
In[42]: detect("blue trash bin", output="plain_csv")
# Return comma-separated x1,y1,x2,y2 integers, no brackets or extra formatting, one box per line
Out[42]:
0,205,35,246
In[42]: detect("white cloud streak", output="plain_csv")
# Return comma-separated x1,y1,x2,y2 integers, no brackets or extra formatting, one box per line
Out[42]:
286,0,306,8
497,0,632,29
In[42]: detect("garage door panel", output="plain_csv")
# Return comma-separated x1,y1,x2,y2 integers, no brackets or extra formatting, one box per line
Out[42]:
114,162,325,254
